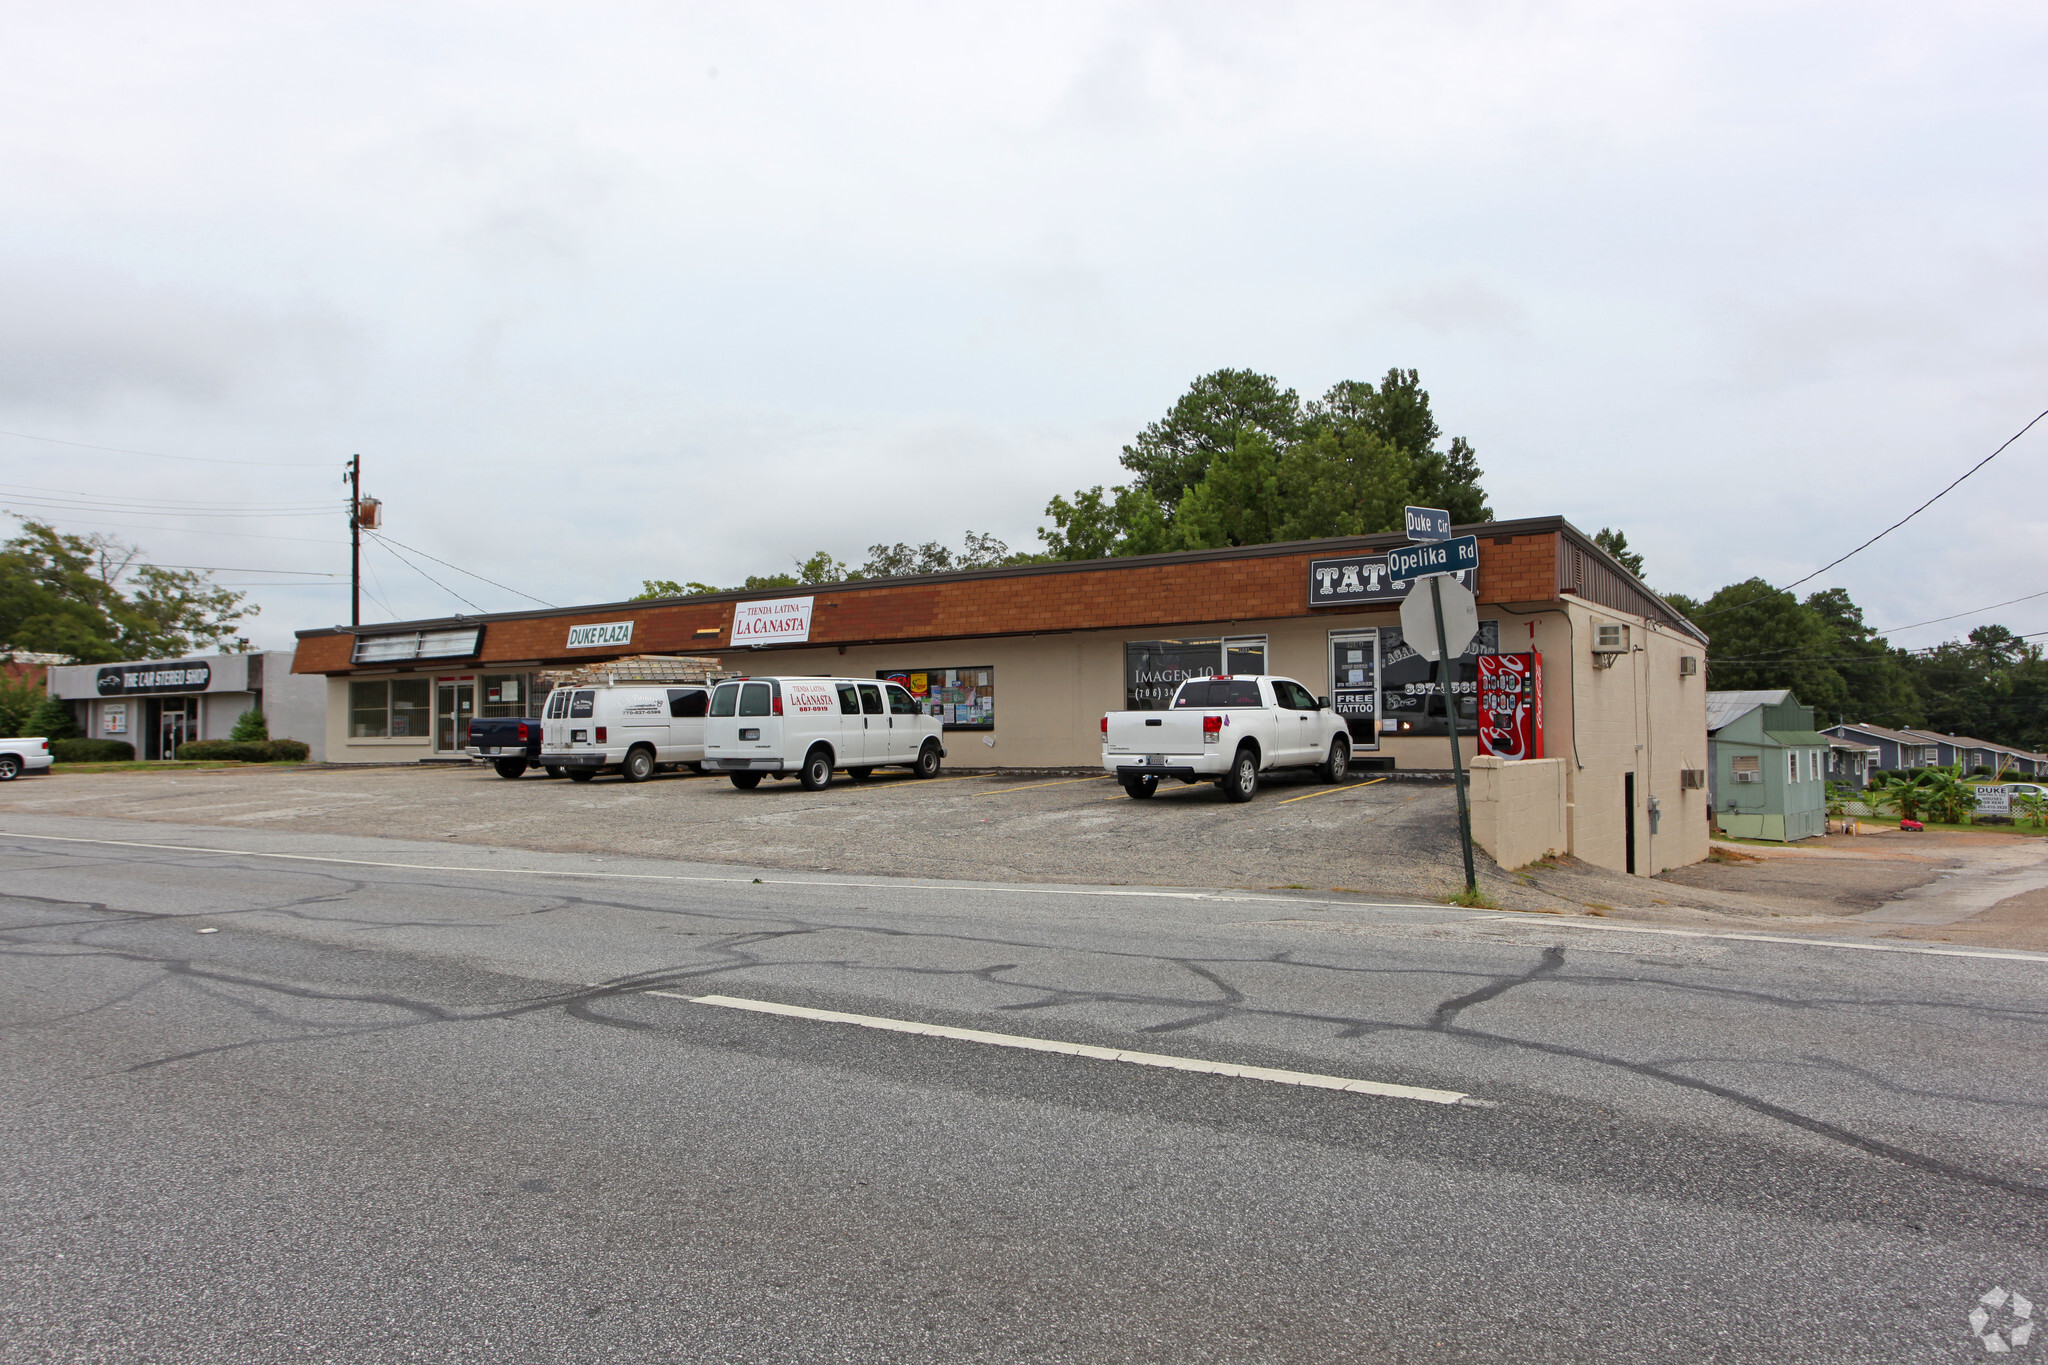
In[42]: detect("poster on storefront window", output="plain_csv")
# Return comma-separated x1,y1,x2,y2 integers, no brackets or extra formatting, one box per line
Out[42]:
1327,633,1380,751
1379,620,1498,737
103,703,127,735
878,667,993,730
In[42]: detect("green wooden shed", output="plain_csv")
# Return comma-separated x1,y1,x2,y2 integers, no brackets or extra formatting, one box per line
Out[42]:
1706,690,1830,842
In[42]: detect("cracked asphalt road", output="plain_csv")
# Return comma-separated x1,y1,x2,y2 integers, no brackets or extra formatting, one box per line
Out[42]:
3,815,2044,1363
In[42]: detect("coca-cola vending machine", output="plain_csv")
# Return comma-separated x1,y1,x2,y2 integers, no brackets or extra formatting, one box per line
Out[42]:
1477,652,1543,761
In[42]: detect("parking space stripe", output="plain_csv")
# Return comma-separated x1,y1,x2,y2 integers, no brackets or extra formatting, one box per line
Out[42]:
1278,776,1389,804
973,776,1114,796
656,991,1480,1105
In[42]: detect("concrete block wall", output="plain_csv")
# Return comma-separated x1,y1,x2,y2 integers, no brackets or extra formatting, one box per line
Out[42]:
1467,756,1567,870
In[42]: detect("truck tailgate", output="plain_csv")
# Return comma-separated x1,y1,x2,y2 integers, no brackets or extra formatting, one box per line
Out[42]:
1104,712,1210,755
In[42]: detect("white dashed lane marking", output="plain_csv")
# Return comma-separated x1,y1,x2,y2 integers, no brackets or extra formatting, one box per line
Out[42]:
656,991,1486,1107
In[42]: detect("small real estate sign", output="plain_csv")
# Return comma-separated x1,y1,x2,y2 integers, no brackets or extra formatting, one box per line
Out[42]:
731,595,814,645
565,620,634,649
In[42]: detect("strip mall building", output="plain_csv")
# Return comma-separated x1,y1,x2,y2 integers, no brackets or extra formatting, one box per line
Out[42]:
294,516,1710,875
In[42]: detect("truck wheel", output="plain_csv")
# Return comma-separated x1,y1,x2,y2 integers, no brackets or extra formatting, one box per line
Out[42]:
544,765,563,779
493,759,529,780
729,772,763,789
1222,747,1260,802
0,756,17,781
798,748,833,791
1320,737,1350,784
848,767,873,782
1123,774,1158,799
621,747,655,783
913,741,942,778
567,769,596,783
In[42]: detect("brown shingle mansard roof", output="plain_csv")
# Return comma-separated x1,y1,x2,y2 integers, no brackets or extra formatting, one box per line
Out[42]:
298,516,1706,647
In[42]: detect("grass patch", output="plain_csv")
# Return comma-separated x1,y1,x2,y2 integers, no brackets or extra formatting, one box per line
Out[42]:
1705,846,1763,864
1444,884,1499,909
1268,883,1312,890
50,760,308,774
1582,902,1612,916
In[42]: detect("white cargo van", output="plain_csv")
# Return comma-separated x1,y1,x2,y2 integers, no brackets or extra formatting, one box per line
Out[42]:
539,683,712,782
702,676,946,790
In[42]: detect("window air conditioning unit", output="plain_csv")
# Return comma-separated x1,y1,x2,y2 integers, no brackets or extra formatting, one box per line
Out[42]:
1679,655,1699,676
1679,768,1706,789
1591,622,1628,667
1731,755,1760,784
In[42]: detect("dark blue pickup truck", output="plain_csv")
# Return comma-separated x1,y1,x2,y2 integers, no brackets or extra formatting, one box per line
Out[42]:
465,717,558,779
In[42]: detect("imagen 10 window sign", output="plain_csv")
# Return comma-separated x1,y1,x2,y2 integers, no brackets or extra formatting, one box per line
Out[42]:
1386,535,1480,584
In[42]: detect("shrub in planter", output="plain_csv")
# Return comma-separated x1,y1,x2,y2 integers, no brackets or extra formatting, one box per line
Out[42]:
52,738,137,762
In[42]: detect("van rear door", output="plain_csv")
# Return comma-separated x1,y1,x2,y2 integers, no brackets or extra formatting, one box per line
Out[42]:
736,680,779,759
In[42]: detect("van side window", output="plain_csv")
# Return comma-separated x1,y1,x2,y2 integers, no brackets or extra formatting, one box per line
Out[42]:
667,689,708,718
837,684,861,715
857,683,885,715
569,690,595,718
546,690,568,719
739,683,771,717
709,684,739,717
887,685,919,716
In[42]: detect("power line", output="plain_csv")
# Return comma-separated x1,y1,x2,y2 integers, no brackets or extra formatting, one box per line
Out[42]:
142,564,344,576
1690,403,2048,622
1873,588,2048,635
364,529,555,608
367,535,484,614
0,509,347,544
0,428,333,468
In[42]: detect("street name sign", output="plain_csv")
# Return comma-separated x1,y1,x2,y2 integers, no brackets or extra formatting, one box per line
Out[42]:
1386,534,1479,584
1405,506,1452,542
1399,574,1478,661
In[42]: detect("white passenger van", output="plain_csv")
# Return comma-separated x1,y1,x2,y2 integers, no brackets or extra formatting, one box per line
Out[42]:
539,683,712,783
702,676,946,790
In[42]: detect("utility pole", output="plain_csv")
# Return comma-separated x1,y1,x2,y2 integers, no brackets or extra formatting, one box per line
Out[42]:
346,454,361,627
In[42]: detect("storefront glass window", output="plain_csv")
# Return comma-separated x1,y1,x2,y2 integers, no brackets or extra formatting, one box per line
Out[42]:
876,668,993,730
1123,639,1267,711
1378,621,1498,737
480,673,531,718
349,679,432,738
349,681,390,738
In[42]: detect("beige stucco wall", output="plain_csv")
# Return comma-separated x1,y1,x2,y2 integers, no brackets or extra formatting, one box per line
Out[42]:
1467,756,1568,869
1554,599,1710,876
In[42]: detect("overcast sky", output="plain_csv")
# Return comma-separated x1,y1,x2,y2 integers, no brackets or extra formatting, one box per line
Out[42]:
3,2,2044,652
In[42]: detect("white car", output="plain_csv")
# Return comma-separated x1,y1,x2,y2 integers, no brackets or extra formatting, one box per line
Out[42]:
0,737,53,780
1101,674,1351,801
703,676,945,790
539,683,713,783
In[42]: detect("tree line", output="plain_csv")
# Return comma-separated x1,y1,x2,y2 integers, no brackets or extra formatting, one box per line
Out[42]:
639,366,1493,597
0,521,256,663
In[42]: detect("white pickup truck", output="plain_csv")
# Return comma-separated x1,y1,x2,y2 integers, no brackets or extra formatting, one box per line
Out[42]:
1101,674,1351,801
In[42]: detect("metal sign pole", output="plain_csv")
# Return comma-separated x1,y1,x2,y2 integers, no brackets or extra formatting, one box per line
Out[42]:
1430,574,1478,893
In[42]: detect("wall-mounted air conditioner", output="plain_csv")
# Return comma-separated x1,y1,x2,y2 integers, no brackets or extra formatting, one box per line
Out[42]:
1679,655,1699,676
1591,622,1629,667
1679,768,1706,789
1731,755,1760,783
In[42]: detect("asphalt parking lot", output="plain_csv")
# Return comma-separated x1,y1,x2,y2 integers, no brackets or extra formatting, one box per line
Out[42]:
6,761,1502,902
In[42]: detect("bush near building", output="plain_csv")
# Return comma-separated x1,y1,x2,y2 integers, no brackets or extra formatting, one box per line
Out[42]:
229,708,269,741
173,739,310,763
52,739,136,762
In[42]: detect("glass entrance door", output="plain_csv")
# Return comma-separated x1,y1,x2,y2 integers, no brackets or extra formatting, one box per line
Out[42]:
436,681,475,753
159,697,198,760
1328,630,1381,752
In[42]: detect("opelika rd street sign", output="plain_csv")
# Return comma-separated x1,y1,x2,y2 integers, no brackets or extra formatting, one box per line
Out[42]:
1386,534,1479,584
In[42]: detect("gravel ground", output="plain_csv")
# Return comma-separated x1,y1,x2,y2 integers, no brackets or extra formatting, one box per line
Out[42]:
5,764,2046,947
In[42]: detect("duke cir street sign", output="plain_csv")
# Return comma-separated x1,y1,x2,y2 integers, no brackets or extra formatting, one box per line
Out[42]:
1404,506,1452,542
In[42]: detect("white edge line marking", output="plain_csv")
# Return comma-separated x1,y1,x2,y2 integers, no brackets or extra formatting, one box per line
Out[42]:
659,991,1477,1106
4,829,2044,966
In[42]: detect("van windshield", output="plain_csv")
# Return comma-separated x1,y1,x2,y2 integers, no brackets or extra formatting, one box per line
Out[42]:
709,684,739,717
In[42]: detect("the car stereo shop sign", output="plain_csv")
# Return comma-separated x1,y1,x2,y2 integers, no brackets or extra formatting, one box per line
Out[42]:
1308,554,1471,607
96,662,212,696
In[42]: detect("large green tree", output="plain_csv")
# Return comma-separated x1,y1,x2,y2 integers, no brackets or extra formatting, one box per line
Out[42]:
1041,366,1490,560
0,522,254,662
